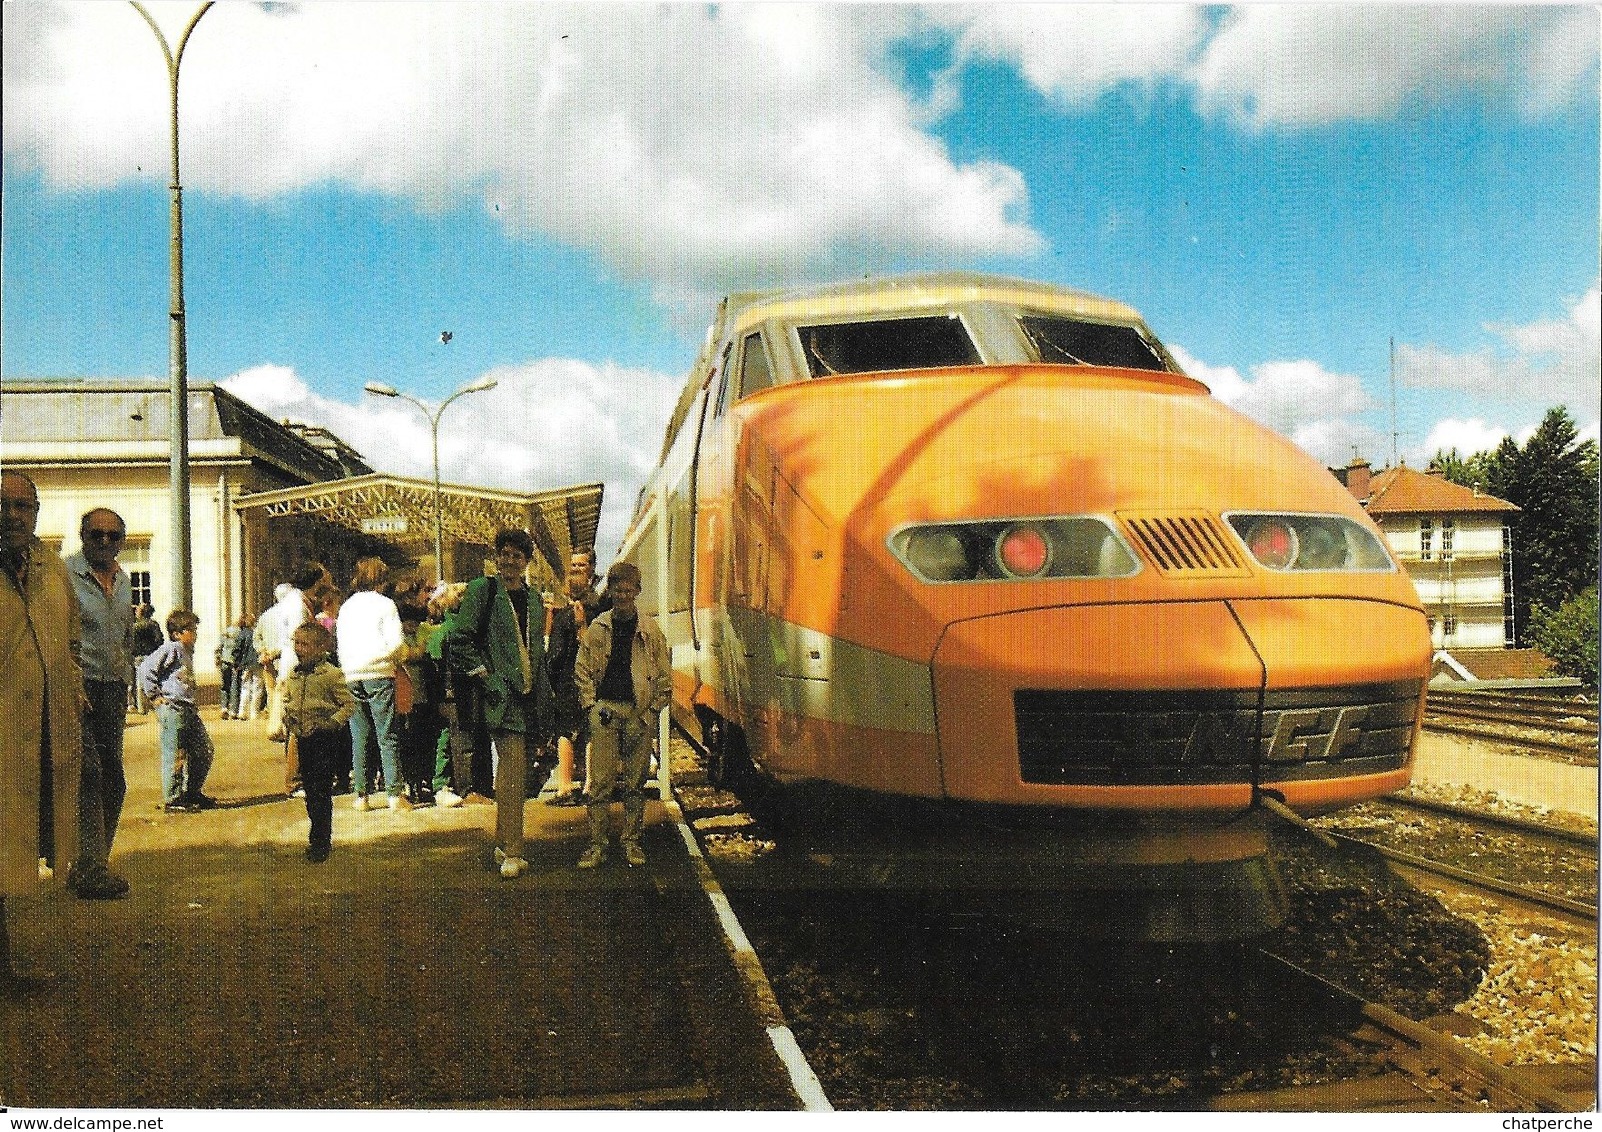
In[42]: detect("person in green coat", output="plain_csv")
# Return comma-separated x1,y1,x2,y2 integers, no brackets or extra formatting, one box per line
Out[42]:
447,529,554,880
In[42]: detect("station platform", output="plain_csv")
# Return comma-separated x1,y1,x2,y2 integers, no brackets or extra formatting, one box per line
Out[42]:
0,707,801,1110
1414,732,1599,821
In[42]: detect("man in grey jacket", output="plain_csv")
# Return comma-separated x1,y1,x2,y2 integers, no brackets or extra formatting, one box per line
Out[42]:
64,507,134,899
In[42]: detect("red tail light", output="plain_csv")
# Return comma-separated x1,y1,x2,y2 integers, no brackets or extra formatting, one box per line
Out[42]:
1245,520,1297,569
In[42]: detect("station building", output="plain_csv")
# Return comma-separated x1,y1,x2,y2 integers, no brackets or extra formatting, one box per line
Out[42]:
1,379,601,683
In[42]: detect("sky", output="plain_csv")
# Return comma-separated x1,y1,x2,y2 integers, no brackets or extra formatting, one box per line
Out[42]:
3,2,1598,559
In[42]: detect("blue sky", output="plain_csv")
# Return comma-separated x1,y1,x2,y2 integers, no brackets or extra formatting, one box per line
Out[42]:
4,3,1598,557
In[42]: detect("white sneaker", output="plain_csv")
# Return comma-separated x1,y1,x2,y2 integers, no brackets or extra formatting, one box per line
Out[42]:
353,794,370,812
493,846,506,866
499,856,528,879
435,788,464,808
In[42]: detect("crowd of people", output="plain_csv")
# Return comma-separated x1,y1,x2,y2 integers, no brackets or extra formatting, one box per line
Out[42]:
2,463,670,994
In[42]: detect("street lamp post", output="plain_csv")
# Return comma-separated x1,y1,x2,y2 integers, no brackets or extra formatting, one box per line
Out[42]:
131,0,213,611
364,376,498,581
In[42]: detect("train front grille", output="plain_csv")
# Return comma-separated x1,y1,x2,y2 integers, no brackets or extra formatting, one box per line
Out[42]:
1015,681,1420,786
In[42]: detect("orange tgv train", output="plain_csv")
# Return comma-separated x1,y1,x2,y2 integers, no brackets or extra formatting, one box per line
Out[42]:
618,273,1432,940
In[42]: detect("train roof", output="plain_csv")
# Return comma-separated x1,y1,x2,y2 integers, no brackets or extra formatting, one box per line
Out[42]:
721,272,1148,334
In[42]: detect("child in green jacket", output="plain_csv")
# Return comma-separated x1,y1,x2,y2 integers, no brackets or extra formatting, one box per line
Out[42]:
282,622,357,862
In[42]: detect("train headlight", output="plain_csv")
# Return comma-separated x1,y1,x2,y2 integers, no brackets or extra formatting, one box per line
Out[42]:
901,527,971,581
997,524,1050,578
1244,519,1298,570
889,517,1138,583
1227,513,1395,572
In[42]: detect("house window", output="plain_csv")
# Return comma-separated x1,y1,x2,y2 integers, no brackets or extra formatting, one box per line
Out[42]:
1426,616,1437,635
1418,520,1433,561
1443,614,1458,637
1502,525,1516,646
1440,518,1455,562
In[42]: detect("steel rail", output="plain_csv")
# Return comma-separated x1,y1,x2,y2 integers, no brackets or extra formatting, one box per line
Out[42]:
1425,705,1600,738
1385,794,1599,848
1328,830,1598,922
1254,950,1579,1113
1420,720,1598,757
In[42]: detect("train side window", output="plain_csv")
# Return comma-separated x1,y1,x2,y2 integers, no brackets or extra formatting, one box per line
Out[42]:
711,344,734,418
797,315,980,378
740,332,775,399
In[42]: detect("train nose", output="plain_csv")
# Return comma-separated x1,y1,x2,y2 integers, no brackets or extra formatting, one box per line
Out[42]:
932,598,1426,809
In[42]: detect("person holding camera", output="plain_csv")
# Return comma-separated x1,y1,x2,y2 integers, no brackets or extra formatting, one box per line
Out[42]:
573,561,670,870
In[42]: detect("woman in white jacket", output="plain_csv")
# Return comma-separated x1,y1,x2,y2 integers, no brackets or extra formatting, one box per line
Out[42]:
336,557,408,811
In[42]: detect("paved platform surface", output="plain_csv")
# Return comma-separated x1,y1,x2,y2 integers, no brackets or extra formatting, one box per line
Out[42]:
1,709,798,1110
1413,733,1599,820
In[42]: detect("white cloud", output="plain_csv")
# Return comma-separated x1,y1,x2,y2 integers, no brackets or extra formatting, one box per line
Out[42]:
944,5,1206,103
1397,283,1602,420
1421,418,1511,460
3,2,1039,308
1169,343,1378,465
933,5,1596,128
221,358,681,557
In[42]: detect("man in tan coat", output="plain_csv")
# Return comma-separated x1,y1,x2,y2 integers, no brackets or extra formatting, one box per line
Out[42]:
1,470,83,993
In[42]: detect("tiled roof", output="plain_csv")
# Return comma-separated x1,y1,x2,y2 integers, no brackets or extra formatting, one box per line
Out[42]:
1436,648,1555,681
1363,466,1519,515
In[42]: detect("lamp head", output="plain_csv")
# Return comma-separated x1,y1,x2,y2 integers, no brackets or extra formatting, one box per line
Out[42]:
364,382,399,397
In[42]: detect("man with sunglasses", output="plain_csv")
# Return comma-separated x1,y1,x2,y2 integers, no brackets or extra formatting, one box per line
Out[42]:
64,508,134,900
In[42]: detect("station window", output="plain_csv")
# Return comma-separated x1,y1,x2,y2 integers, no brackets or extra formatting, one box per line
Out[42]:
1418,520,1434,561
123,538,153,609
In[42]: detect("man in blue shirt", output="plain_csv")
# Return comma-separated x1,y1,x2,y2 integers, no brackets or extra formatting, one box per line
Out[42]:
64,508,133,900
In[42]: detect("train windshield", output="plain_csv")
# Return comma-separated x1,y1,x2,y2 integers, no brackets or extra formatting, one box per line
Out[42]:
1019,314,1168,372
798,315,981,378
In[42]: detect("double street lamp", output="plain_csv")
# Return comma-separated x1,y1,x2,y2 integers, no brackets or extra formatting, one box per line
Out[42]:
363,376,498,581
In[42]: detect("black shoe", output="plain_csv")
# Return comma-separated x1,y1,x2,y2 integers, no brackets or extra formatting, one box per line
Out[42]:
160,801,195,814
68,865,130,900
185,794,218,810
306,844,331,864
547,790,586,807
1,965,60,999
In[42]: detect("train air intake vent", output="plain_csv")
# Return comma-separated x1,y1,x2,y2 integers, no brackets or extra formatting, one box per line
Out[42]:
1014,681,1421,787
1119,512,1248,575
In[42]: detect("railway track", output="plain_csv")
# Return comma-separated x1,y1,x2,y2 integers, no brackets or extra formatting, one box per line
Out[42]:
669,730,1596,1111
1423,690,1599,759
1235,951,1582,1112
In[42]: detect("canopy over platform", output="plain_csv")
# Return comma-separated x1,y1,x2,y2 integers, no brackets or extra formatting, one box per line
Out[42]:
234,473,602,589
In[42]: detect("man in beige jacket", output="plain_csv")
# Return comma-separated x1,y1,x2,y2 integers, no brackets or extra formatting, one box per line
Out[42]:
1,470,83,994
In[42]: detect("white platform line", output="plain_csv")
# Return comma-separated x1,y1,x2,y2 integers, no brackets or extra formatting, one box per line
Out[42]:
663,792,834,1112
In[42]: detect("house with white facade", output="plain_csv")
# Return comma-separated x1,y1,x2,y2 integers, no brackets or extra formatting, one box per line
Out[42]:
1333,458,1520,651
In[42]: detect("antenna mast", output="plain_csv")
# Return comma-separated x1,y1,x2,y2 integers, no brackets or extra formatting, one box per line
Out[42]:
1389,336,1399,468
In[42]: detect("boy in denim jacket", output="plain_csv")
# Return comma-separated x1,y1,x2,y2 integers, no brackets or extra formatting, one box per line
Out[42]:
281,622,357,863
137,609,215,813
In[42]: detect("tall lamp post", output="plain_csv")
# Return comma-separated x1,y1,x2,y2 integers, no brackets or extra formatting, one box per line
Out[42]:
363,376,498,581
131,0,213,610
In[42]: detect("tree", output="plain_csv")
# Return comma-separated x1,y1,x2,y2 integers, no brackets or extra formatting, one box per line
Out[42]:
1432,407,1600,646
1529,588,1599,686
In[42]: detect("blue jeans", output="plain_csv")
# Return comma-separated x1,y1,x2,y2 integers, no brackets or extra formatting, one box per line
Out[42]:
79,680,129,865
349,678,401,798
157,702,214,806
